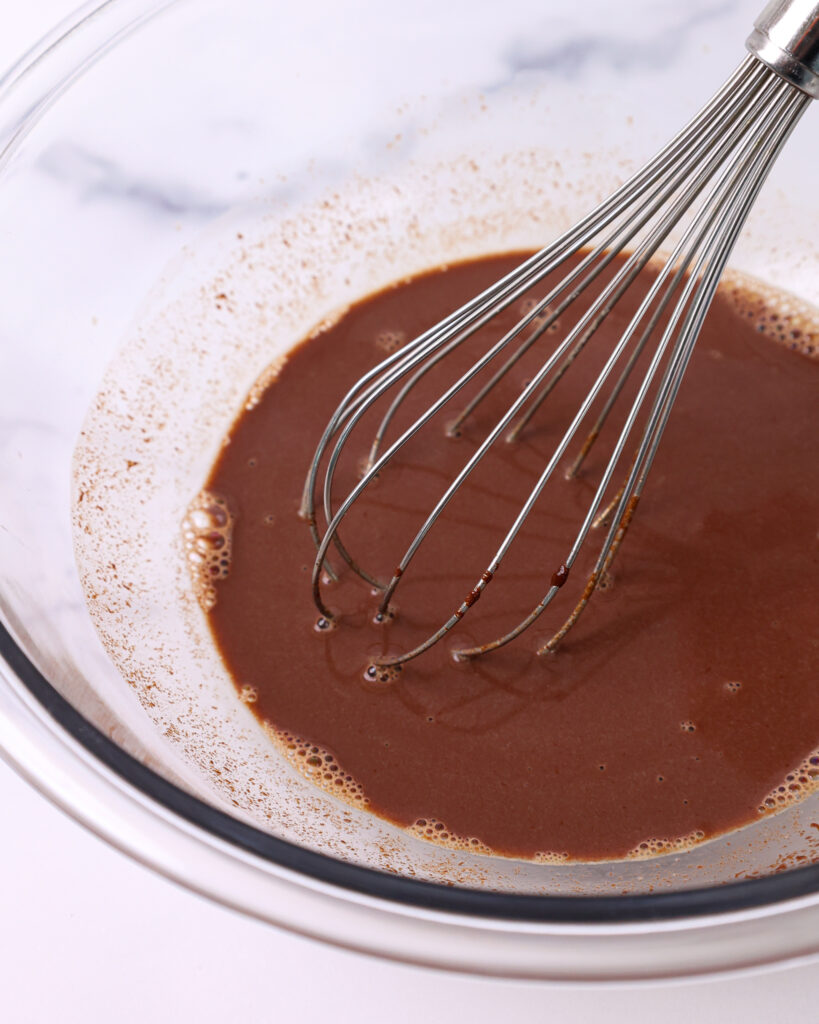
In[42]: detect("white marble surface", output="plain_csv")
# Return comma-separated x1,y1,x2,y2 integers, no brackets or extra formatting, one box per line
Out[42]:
2,1,819,1020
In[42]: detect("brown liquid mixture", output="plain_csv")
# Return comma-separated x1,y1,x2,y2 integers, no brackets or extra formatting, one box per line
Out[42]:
203,253,818,861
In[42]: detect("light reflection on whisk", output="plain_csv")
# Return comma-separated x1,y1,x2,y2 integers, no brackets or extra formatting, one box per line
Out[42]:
303,46,812,667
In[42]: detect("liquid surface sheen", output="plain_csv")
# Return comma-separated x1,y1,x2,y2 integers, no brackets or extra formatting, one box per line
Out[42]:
204,253,818,861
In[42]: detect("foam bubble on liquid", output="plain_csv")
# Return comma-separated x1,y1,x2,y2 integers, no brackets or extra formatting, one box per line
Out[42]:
595,570,615,592
364,662,403,686
758,752,819,816
405,819,568,860
375,329,406,353
532,850,570,865
263,724,369,808
407,817,493,855
182,491,234,611
721,269,819,360
266,725,502,855
244,354,289,411
627,830,706,860
518,296,559,332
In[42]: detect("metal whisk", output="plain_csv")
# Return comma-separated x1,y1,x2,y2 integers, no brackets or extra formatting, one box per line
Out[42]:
304,0,819,667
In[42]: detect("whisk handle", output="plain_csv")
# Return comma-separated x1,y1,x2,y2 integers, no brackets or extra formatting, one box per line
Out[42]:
748,0,819,97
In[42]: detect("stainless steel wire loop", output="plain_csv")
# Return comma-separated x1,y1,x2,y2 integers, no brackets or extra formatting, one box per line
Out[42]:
303,46,813,668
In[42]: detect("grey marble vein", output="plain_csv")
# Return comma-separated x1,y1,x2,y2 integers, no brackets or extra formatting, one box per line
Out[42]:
505,2,740,78
36,141,228,218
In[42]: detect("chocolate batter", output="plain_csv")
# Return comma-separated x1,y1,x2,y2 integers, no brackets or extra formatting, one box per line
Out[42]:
203,253,818,861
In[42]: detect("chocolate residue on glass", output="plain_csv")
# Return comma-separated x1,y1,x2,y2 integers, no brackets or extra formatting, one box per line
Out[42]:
199,251,819,862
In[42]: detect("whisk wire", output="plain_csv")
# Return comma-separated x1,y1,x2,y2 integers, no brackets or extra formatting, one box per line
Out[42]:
542,84,810,652
303,57,763,562
305,50,812,664
377,80,795,665
319,61,776,606
460,79,810,659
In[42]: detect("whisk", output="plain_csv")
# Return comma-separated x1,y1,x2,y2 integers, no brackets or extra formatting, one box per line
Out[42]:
304,0,819,667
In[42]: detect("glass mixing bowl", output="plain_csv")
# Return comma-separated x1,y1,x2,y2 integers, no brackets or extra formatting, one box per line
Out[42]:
1,0,818,982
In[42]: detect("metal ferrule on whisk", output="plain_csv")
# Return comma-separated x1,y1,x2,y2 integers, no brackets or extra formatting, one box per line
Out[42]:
747,0,819,98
